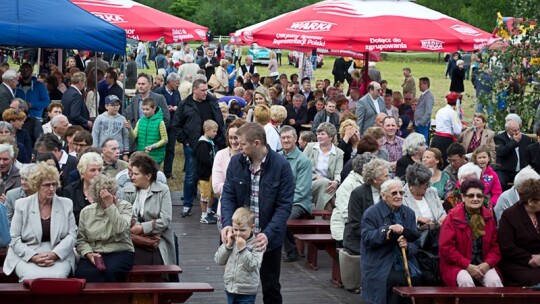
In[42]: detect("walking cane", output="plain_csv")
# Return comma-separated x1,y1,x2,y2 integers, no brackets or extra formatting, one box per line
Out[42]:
401,247,416,304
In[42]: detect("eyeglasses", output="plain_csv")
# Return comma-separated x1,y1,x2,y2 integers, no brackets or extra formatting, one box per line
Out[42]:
41,182,58,189
390,190,405,196
464,193,484,199
404,98,412,101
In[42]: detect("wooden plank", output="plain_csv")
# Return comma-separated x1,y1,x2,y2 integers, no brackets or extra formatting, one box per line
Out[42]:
394,287,540,304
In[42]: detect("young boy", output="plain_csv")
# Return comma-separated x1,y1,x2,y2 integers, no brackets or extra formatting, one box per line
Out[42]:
124,98,168,165
194,120,218,224
92,95,130,160
214,208,263,304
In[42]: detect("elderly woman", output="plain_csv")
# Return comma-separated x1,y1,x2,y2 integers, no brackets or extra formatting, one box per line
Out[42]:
361,179,421,304
5,164,37,224
304,122,344,210
215,59,230,93
342,158,390,255
123,154,175,269
498,178,540,286
364,126,389,160
264,105,287,152
3,162,76,281
450,59,465,93
337,119,360,164
331,153,376,247
2,108,32,163
459,113,496,158
494,166,540,222
403,163,447,228
340,134,383,182
76,174,134,282
396,132,427,179
422,147,452,199
443,162,484,212
439,179,503,287
62,152,103,225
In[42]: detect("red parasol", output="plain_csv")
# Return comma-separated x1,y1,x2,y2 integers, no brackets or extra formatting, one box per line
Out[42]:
72,0,207,43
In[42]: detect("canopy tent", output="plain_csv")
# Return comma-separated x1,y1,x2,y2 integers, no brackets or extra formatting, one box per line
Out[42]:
233,0,495,53
72,0,208,43
0,0,126,54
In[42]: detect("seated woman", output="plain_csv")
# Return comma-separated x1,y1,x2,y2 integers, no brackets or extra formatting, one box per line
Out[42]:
422,147,452,200
331,153,376,248
443,163,483,212
498,178,540,286
303,122,344,210
361,179,421,304
123,154,175,272
458,113,496,159
264,105,287,152
439,179,503,287
76,174,134,282
337,119,360,164
403,163,447,228
3,162,76,281
5,164,37,225
396,132,426,180
471,145,502,207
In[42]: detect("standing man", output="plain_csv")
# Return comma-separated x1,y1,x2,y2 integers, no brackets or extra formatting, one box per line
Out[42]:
414,77,434,143
155,73,181,179
240,55,257,77
103,70,124,113
15,63,50,120
125,73,170,129
356,82,385,135
198,48,219,80
279,125,312,262
0,69,17,114
172,79,225,217
381,116,404,170
401,67,416,97
220,122,294,304
61,72,91,130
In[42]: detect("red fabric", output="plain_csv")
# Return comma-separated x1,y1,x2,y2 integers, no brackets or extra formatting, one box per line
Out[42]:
23,278,86,294
232,1,494,54
439,204,501,286
434,132,457,141
72,0,207,43
481,166,502,206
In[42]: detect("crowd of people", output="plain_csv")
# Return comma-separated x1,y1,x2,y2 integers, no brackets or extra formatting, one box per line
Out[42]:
0,43,539,304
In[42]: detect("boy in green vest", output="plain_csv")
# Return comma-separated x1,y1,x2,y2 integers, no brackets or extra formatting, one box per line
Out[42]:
194,120,218,224
124,98,168,165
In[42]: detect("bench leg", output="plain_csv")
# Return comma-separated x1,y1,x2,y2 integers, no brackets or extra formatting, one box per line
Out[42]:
305,242,319,270
296,239,306,258
328,247,342,288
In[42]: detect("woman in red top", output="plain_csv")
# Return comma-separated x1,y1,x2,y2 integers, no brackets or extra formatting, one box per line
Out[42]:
439,179,503,287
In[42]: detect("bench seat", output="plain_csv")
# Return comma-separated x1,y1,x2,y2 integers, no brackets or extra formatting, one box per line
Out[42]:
394,286,540,304
294,233,341,287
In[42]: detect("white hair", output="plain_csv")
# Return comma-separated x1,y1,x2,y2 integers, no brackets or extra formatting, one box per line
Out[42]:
402,132,426,155
514,166,540,190
457,163,482,180
0,143,15,159
20,164,37,178
380,178,403,195
505,113,522,127
184,54,194,63
166,72,180,83
50,114,68,127
1,69,17,81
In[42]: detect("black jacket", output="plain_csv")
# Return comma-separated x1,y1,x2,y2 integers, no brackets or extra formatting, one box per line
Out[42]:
284,104,308,134
525,142,540,175
198,56,219,79
494,132,532,173
172,94,225,149
343,183,374,255
194,139,215,180
62,86,90,129
60,179,88,225
60,154,79,192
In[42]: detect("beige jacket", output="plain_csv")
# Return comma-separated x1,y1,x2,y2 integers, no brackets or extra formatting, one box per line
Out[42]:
303,142,344,182
458,127,496,159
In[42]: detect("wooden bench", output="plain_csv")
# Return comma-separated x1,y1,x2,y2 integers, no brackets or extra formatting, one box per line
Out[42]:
0,265,183,283
0,282,213,304
287,219,330,255
294,233,341,287
303,209,332,220
393,286,540,304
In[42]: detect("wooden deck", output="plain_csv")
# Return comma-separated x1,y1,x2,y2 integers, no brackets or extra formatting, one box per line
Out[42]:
170,202,359,304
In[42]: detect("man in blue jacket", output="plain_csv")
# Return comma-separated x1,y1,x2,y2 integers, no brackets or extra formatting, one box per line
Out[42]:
220,122,294,304
15,63,50,120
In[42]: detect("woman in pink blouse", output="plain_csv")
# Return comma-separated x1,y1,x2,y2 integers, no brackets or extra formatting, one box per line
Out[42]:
212,119,247,228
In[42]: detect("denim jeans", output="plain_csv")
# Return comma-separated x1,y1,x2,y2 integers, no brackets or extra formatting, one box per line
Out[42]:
183,145,197,208
311,55,317,71
225,291,256,304
415,125,430,145
142,55,150,69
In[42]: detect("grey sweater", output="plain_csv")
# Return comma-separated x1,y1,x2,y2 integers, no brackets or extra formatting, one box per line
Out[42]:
92,112,130,154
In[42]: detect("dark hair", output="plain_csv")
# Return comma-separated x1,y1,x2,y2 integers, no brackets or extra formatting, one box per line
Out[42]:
142,97,156,108
471,145,492,166
100,138,118,149
107,70,118,82
357,135,379,154
427,147,444,170
446,142,466,157
73,130,93,145
419,77,430,88
235,76,244,85
64,125,84,141
406,162,432,186
192,79,206,90
517,179,540,204
36,152,61,173
35,133,62,151
460,178,484,194
130,154,158,183
236,122,267,146
137,73,151,83
301,77,310,84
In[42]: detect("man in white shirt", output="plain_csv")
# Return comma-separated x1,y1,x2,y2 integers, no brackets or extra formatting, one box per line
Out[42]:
431,92,463,165
355,81,385,135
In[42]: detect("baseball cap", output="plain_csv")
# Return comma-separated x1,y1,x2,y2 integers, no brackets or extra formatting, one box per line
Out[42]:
105,95,120,104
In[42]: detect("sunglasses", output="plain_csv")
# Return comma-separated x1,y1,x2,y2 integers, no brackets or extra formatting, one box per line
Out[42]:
464,193,484,199
390,190,405,196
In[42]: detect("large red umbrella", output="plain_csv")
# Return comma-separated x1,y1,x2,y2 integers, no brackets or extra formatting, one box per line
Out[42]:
233,0,494,53
72,0,207,43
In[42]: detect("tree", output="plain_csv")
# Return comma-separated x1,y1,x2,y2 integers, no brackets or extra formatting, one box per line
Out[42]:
168,0,198,21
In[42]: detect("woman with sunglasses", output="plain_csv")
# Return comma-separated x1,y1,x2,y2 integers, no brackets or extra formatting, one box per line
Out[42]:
360,178,421,304
439,179,503,287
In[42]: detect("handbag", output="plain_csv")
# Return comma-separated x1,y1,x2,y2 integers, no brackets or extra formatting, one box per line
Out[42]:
416,249,442,286
207,73,220,89
347,60,355,75
418,223,440,253
131,232,161,251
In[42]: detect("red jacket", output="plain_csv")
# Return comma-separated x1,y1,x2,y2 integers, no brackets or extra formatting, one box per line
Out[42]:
439,203,501,286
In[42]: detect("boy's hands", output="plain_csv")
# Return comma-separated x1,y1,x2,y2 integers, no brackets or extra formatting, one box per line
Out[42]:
124,121,131,129
236,236,246,251
226,232,234,248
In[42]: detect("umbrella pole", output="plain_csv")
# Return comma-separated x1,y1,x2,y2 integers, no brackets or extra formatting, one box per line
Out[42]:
401,247,415,304
95,52,98,118
362,52,369,93
122,51,126,114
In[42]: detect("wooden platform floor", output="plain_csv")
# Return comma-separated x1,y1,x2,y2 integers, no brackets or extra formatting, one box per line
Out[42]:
170,204,359,304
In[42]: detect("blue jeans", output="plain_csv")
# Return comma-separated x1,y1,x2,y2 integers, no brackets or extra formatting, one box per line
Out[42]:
183,145,197,208
311,55,317,71
415,125,430,145
142,55,150,69
226,291,256,304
